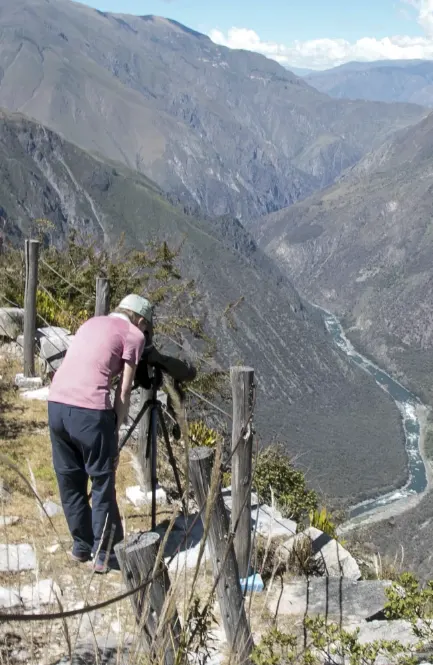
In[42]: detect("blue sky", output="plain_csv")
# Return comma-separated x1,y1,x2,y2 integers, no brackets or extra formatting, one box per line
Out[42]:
76,0,433,69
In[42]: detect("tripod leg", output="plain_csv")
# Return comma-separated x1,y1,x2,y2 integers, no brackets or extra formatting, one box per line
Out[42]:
150,405,158,531
157,405,187,515
118,400,152,452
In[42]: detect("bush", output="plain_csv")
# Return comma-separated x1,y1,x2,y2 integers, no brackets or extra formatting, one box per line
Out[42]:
309,506,339,540
0,227,204,340
253,445,318,522
385,573,433,641
189,421,219,448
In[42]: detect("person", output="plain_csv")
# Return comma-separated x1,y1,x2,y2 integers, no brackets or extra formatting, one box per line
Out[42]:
47,294,152,573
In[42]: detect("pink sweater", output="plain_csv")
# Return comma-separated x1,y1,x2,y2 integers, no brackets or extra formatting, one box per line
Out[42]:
48,315,145,410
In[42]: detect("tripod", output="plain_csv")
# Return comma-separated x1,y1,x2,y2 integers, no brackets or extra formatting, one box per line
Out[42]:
119,374,186,531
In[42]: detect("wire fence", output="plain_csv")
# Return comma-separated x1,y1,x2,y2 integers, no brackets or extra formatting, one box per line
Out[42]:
0,243,265,665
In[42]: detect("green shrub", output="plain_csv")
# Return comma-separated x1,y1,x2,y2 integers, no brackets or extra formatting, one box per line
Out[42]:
0,228,204,341
252,620,414,665
253,445,318,522
385,573,433,642
309,506,339,540
189,421,219,448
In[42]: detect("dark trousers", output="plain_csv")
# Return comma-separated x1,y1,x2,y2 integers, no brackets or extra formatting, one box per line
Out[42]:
48,402,124,561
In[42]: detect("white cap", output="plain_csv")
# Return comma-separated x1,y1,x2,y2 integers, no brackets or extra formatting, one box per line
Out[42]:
117,294,153,323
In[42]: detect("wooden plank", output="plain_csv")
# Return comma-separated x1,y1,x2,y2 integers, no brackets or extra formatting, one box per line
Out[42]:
114,531,180,665
189,447,253,664
23,239,40,377
95,277,110,316
230,366,255,579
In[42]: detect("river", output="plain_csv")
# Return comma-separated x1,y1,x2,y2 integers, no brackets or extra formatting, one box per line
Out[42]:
317,308,428,527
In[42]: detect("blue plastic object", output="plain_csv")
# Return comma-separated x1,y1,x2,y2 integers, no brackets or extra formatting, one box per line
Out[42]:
239,572,264,593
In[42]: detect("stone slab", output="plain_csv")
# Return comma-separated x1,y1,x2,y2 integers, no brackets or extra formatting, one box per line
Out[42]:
21,579,61,609
0,308,24,340
125,485,167,507
0,586,22,608
268,578,391,621
222,486,259,510
158,513,207,573
353,619,418,646
0,516,19,528
21,386,50,401
0,544,37,572
15,374,43,390
251,505,297,539
279,527,361,580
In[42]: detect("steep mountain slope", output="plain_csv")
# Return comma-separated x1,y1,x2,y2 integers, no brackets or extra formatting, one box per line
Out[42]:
306,60,433,106
254,111,433,403
0,0,426,220
0,108,406,503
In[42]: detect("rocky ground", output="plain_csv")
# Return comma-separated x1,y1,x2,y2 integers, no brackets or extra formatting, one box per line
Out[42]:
1,344,433,665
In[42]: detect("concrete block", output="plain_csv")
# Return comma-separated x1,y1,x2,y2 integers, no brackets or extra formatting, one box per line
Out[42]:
0,543,37,572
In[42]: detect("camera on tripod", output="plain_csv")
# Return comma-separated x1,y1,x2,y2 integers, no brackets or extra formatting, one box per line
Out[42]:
130,340,196,441
119,340,196,530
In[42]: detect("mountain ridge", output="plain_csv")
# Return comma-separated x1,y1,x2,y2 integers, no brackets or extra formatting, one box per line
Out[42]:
306,59,433,107
0,0,427,220
254,110,433,406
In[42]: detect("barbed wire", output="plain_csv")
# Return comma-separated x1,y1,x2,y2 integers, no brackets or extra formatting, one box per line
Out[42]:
187,387,232,420
39,258,95,301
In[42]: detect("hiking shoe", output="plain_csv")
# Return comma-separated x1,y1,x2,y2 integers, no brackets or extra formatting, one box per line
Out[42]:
69,551,92,564
91,553,121,574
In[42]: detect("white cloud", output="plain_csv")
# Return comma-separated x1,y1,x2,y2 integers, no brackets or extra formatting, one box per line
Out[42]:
209,1,433,70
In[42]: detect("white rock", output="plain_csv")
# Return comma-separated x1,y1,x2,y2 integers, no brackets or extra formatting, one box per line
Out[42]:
126,485,167,507
45,543,60,554
21,386,50,401
251,505,297,539
269,578,391,620
43,500,63,518
354,619,418,646
0,586,22,608
0,516,19,527
222,486,259,511
0,308,24,340
166,541,209,573
78,610,103,634
307,527,361,579
0,543,36,571
21,579,61,609
15,374,43,390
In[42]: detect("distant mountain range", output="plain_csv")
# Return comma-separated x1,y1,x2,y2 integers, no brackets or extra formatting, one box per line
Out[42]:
306,59,433,106
254,110,433,406
0,0,426,221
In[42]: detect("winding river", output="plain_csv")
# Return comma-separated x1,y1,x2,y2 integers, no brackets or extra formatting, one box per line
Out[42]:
317,307,428,527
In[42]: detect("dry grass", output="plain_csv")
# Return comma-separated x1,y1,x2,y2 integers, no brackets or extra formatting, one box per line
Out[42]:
0,351,269,665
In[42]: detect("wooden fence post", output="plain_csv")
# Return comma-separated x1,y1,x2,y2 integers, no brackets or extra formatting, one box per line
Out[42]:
23,239,40,377
189,447,253,664
114,531,180,665
95,277,110,316
230,366,255,579
138,386,153,493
